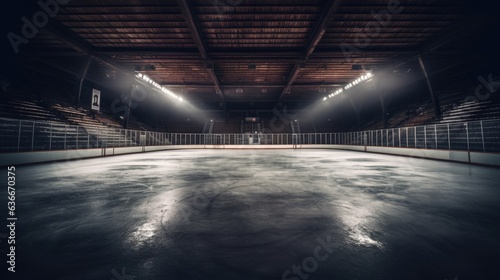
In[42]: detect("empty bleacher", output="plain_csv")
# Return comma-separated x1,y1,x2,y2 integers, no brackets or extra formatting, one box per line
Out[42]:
0,87,61,122
440,99,500,123
0,99,61,122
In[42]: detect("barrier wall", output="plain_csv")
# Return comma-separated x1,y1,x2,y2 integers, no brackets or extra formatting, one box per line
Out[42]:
0,145,202,166
1,144,499,167
301,145,499,166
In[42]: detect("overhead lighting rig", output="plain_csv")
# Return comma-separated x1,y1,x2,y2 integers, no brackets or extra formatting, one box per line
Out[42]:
136,73,183,102
323,72,373,101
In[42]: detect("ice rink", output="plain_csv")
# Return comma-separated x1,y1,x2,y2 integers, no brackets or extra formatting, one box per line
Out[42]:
5,149,500,280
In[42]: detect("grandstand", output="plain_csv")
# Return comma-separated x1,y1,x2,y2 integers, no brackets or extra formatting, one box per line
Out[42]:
0,1,499,280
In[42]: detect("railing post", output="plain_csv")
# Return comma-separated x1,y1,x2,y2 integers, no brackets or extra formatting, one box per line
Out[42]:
466,122,470,151
392,129,395,147
49,123,52,150
424,125,427,149
480,121,485,152
398,128,401,147
76,127,79,149
87,133,90,149
31,121,35,151
434,124,437,149
17,120,22,152
414,127,417,148
446,123,451,151
386,129,388,146
64,125,67,150
406,127,408,148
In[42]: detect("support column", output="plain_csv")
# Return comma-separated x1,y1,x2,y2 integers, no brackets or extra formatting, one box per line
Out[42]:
418,55,441,119
125,85,134,129
76,56,93,106
378,79,388,128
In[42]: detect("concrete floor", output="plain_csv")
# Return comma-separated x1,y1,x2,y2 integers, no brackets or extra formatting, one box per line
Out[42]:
3,149,500,280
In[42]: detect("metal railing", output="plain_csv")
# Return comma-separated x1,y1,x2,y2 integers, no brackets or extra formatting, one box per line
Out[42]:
1,117,499,153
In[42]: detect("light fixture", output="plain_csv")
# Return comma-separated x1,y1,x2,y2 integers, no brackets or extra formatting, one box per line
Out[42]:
136,74,183,102
322,72,373,102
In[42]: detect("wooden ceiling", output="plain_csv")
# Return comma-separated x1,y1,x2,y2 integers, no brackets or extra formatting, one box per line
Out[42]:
13,0,495,111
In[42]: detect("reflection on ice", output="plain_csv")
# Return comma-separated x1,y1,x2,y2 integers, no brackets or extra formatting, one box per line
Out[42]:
339,203,384,249
127,222,157,246
125,188,183,250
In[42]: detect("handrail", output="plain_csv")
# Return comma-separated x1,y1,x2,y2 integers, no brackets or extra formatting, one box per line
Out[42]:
1,117,499,153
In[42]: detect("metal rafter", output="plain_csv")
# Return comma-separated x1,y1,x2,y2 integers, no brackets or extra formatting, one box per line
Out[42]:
176,0,225,113
275,0,343,107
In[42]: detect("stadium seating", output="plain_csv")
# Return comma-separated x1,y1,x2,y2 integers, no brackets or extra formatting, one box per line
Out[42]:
440,99,500,123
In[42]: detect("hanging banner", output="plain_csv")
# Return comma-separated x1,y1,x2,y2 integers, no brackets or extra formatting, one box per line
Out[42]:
91,89,100,111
